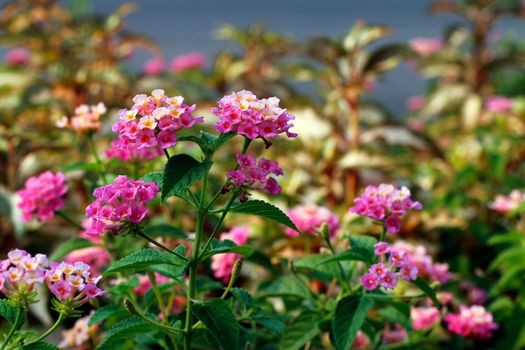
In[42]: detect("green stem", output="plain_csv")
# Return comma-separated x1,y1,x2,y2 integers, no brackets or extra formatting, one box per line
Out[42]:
136,230,188,261
368,292,426,300
379,226,387,243
184,170,209,350
324,234,352,292
26,313,65,345
0,308,22,350
163,149,171,160
87,134,107,184
56,211,83,230
148,272,168,320
126,299,184,335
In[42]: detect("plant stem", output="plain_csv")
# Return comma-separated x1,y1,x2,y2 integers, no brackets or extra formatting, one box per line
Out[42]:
87,134,107,184
0,308,22,350
163,149,171,160
56,211,83,230
368,292,426,300
136,230,188,261
148,272,168,320
324,234,352,292
184,170,209,350
26,313,65,345
379,226,387,242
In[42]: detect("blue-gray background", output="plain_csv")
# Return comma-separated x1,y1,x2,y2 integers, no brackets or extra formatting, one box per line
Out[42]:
43,1,525,114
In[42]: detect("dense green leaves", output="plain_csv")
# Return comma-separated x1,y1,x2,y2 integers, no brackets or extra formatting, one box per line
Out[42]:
142,224,185,239
88,306,126,327
412,277,441,307
104,248,186,275
0,299,25,328
279,311,321,350
96,317,158,350
332,296,374,350
192,299,240,350
140,172,163,187
49,237,96,261
319,236,376,265
260,275,311,298
161,154,212,201
22,342,60,350
179,131,236,155
229,200,299,232
200,239,254,260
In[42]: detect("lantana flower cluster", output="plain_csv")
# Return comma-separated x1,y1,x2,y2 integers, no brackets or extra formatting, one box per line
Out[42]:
349,184,422,234
485,96,513,113
489,189,525,214
111,89,203,154
18,171,68,222
212,90,297,140
85,176,159,235
285,204,339,237
0,249,103,307
227,153,283,195
56,103,107,133
444,305,498,339
411,306,440,330
106,139,164,162
211,227,249,283
393,241,452,283
360,242,418,290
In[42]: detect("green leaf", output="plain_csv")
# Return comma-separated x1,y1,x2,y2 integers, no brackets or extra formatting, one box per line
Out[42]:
318,236,376,266
162,154,213,201
23,342,60,350
0,299,25,328
229,200,299,232
378,305,412,331
260,275,311,298
142,224,185,239
140,172,163,187
255,317,285,334
412,277,441,307
88,305,125,327
150,263,186,280
104,248,185,275
96,317,157,350
200,239,254,260
279,311,321,350
230,288,254,308
192,299,240,350
332,295,374,350
49,237,96,261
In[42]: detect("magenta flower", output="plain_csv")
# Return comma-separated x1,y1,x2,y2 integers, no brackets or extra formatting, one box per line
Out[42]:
489,189,525,214
170,52,206,72
409,38,443,57
111,89,203,156
411,306,440,330
85,176,159,235
360,273,379,290
393,241,452,283
143,58,166,75
18,171,68,222
212,90,297,140
211,227,249,283
349,184,422,235
380,271,398,289
445,305,498,339
226,153,283,196
485,96,513,113
285,204,340,237
382,324,407,344
374,242,391,255
370,263,388,278
5,48,30,66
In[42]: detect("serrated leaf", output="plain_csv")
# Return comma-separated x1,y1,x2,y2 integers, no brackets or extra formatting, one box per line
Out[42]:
96,317,157,350
230,288,254,307
0,299,25,328
229,200,298,232
49,237,96,261
279,311,320,350
192,299,240,350
318,236,375,266
23,342,60,350
140,172,163,187
260,275,311,298
200,239,254,260
150,263,186,280
104,248,185,275
412,277,441,307
88,305,125,327
162,154,212,201
142,224,185,239
332,296,374,350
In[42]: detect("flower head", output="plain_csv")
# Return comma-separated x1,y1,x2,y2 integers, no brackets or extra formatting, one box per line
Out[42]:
486,96,513,113
285,204,339,237
227,154,283,196
445,305,498,339
171,52,206,72
5,48,30,66
211,227,249,283
411,306,440,330
18,171,68,222
57,103,107,133
489,189,525,214
85,176,159,235
143,58,166,75
409,38,443,57
212,90,296,139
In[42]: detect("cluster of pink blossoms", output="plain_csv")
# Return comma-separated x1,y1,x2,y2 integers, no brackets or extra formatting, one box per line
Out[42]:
227,153,283,195
411,306,440,330
0,249,103,306
56,103,107,133
18,171,68,222
111,89,203,154
360,242,418,291
5,48,30,66
285,204,339,237
106,139,163,162
85,176,159,235
445,305,498,339
212,90,296,140
488,189,525,214
409,37,444,57
211,227,249,283
485,96,513,113
349,184,422,234
393,241,452,283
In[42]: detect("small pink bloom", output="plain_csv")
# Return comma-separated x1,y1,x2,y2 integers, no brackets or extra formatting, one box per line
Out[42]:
170,52,206,72
5,48,30,66
285,204,339,237
143,58,166,75
409,38,443,57
445,305,498,339
411,307,440,330
486,96,513,113
406,96,425,112
360,272,379,290
211,227,249,283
